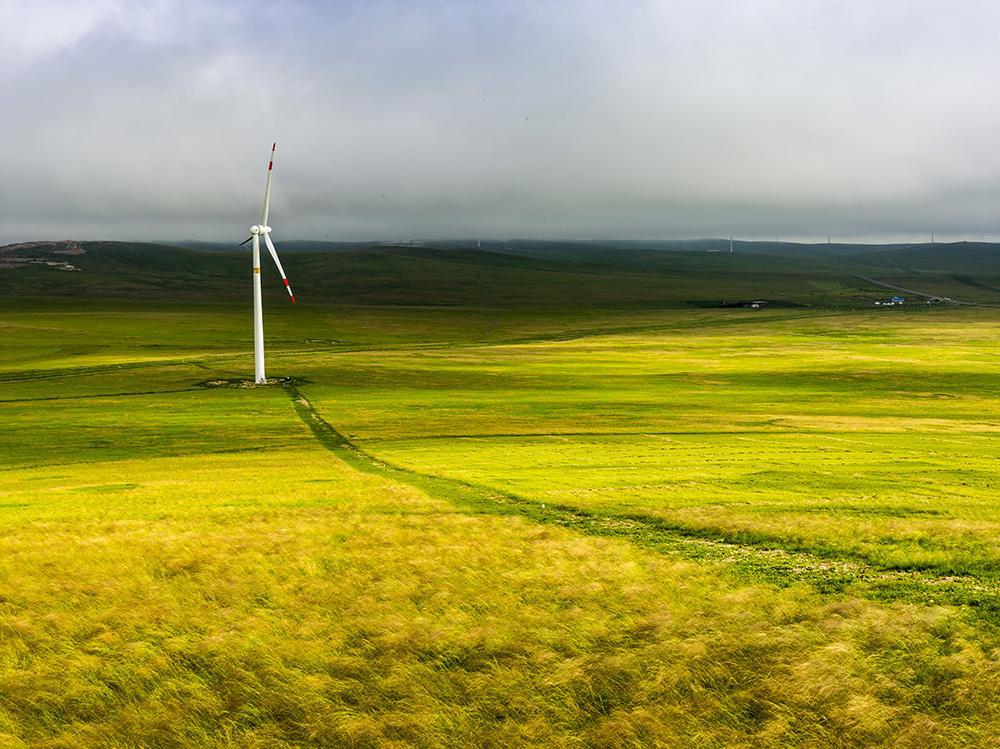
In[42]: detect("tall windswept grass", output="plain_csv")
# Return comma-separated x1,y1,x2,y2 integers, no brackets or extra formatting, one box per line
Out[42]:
1,305,998,746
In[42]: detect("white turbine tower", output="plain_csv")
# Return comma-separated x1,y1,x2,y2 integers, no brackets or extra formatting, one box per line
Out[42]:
240,143,295,384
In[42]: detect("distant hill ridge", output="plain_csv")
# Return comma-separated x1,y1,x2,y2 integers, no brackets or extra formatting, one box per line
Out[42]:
1,239,998,308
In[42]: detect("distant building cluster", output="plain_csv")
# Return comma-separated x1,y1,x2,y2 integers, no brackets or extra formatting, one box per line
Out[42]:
874,295,949,306
875,296,906,306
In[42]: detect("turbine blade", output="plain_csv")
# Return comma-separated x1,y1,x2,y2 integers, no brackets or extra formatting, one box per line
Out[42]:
263,233,295,303
239,236,253,246
259,142,276,227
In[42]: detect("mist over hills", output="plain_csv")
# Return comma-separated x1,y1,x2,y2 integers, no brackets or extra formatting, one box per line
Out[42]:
2,238,999,309
166,238,978,258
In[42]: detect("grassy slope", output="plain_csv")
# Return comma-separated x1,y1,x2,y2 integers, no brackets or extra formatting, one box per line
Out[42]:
298,310,1000,584
1,247,1000,745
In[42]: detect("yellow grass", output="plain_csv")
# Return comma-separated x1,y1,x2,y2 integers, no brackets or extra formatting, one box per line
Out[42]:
2,306,1000,746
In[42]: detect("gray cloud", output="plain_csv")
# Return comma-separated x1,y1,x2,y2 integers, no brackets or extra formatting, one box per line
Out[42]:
4,0,1000,243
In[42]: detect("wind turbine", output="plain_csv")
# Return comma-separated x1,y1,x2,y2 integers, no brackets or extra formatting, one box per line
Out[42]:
240,143,295,384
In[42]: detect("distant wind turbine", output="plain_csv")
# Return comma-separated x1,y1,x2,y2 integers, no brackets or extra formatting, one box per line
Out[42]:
239,143,296,384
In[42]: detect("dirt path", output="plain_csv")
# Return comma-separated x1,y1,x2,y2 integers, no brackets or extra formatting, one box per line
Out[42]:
285,382,999,622
854,274,977,305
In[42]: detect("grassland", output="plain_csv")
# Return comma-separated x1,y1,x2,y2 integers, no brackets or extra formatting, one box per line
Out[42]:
1,244,999,746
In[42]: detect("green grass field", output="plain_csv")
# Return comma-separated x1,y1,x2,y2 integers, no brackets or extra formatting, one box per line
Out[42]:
1,243,999,746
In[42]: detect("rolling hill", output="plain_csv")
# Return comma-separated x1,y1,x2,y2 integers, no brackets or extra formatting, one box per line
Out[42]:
2,238,999,308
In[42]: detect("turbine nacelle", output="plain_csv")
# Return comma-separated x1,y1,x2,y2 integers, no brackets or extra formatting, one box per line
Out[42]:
249,225,272,235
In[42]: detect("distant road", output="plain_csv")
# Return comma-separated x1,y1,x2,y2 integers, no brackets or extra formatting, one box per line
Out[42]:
853,275,977,306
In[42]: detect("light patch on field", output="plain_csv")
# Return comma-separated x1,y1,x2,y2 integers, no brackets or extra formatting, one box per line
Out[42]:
770,413,1000,433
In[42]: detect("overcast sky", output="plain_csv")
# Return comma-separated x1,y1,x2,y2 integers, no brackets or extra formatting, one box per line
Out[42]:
4,0,1000,243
